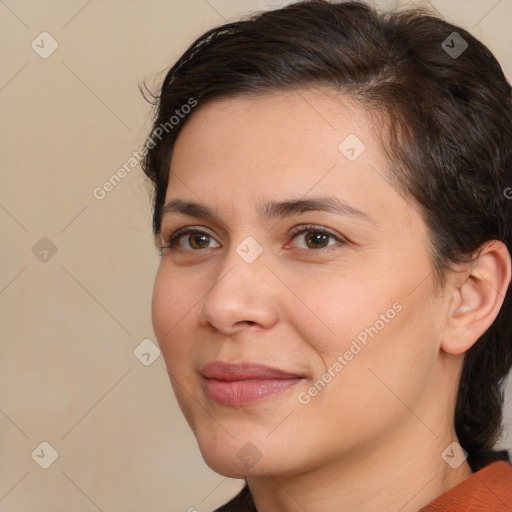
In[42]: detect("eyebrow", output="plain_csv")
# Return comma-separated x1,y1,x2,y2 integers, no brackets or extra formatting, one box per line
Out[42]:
160,196,376,226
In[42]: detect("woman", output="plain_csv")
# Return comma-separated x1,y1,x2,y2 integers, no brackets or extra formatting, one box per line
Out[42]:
141,1,512,510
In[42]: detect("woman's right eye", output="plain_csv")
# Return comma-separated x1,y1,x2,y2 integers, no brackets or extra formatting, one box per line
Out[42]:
159,228,221,253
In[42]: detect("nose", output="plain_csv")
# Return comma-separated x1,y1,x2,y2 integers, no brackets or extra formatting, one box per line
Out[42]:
198,243,280,335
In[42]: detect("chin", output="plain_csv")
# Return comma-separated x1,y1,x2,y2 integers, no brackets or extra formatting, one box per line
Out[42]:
202,454,247,478
196,431,307,479
197,442,251,478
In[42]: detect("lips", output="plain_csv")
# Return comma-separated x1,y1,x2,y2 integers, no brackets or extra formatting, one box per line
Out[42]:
200,362,305,406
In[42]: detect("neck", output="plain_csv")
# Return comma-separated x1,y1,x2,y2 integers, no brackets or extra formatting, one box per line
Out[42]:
246,418,473,512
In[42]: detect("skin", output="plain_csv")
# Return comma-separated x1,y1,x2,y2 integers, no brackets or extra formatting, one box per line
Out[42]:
151,88,511,512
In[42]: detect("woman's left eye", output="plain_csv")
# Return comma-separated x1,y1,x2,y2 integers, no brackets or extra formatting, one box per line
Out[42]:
287,225,346,250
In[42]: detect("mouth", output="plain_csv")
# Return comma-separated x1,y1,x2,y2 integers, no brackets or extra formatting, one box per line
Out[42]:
200,361,305,406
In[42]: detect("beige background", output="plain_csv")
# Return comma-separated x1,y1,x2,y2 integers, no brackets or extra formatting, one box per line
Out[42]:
0,0,511,511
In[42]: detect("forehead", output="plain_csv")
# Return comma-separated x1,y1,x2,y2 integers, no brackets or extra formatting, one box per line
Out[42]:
164,88,419,230
170,89,379,185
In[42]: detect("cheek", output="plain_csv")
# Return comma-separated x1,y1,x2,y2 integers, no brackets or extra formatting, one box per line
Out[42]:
287,268,397,361
308,280,440,416
151,267,203,421
151,265,197,366
292,265,440,399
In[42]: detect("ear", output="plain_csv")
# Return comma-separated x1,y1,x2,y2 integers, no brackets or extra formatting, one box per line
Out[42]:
441,240,511,356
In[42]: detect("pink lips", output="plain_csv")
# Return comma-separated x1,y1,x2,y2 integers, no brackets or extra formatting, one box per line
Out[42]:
200,362,304,406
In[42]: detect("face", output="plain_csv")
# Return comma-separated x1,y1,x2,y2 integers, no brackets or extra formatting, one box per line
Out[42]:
152,88,451,479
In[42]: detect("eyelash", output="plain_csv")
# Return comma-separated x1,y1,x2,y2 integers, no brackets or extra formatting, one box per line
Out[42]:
159,224,346,254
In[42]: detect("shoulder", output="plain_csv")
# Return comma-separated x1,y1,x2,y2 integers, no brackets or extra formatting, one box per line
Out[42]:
212,461,512,512
419,461,512,511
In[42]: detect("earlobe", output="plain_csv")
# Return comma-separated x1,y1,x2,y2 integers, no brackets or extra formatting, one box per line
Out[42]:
441,241,511,356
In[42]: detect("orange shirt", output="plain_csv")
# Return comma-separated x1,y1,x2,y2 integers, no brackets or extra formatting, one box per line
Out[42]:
419,461,512,511
215,461,512,511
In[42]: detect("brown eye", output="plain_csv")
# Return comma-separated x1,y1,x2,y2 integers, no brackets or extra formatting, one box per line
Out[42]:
303,231,330,249
288,225,345,250
186,233,212,250
161,228,221,252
